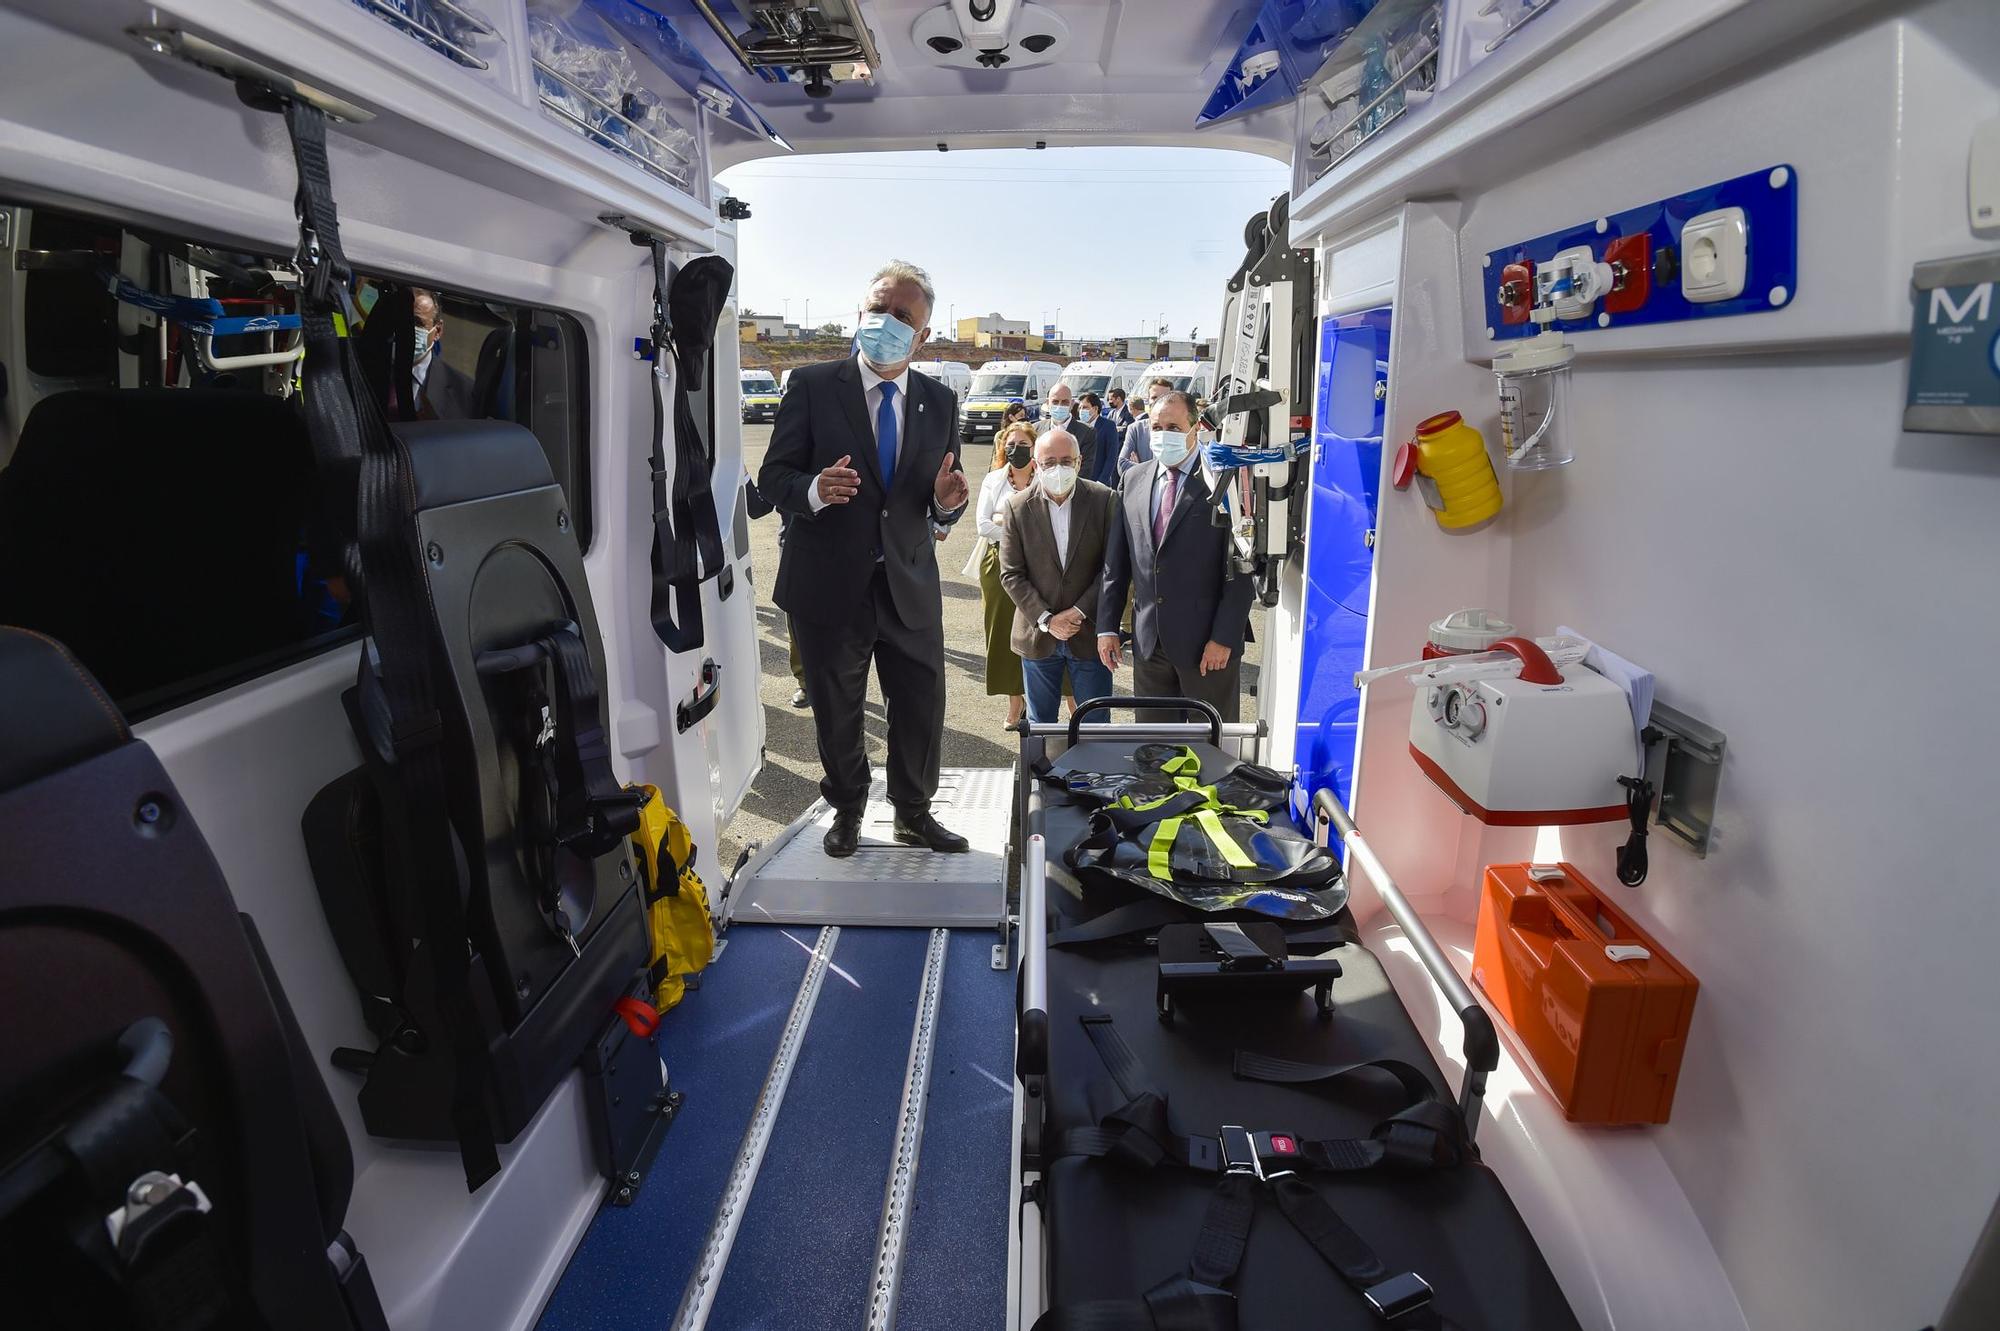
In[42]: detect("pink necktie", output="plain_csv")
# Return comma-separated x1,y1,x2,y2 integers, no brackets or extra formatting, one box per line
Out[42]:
1153,466,1178,547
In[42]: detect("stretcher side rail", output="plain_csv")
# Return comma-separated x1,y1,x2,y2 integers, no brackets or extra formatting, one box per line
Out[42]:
1311,788,1497,1142
1017,832,1049,1168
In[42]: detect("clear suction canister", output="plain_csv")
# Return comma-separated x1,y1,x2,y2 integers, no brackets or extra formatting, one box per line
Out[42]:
1493,330,1575,470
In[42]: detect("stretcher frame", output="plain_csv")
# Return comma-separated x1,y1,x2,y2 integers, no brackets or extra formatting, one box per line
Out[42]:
1006,700,1502,1329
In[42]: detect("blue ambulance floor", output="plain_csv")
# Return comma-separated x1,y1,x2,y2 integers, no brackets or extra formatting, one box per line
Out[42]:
536,925,1014,1331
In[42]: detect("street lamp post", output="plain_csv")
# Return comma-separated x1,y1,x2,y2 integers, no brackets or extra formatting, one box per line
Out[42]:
803,298,810,333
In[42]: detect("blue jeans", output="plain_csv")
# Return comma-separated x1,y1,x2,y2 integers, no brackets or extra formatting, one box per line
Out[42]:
1022,640,1113,724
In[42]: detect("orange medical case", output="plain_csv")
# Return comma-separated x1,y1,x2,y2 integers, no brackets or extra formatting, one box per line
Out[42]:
1471,862,1697,1125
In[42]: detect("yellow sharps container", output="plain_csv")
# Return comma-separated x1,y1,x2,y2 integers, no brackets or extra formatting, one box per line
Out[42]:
1392,410,1503,530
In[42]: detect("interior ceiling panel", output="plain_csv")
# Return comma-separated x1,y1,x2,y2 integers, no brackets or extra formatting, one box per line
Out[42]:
686,0,1293,169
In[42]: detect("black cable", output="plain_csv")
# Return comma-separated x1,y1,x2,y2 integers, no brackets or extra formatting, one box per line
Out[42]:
1615,776,1653,887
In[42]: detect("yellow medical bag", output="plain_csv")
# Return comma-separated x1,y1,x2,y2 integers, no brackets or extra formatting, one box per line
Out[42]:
629,784,715,1013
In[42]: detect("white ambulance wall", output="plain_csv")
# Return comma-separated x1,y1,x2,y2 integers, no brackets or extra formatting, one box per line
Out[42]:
0,9,722,1325
1355,3,2000,1327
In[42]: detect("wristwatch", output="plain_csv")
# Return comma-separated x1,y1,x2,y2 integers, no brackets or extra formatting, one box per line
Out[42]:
1036,611,1053,634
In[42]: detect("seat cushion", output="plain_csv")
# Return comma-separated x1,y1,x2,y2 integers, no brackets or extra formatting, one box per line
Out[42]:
0,388,315,705
0,625,128,794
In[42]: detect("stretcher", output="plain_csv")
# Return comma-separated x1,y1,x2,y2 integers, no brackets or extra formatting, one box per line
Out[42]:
1012,698,1580,1331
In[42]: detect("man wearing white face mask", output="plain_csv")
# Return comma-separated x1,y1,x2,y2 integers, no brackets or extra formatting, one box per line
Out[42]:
408,288,475,420
1040,383,1095,482
997,427,1116,725
759,261,972,858
1097,391,1253,722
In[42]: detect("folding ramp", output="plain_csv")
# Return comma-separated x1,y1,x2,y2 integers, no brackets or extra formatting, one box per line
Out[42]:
727,766,1015,942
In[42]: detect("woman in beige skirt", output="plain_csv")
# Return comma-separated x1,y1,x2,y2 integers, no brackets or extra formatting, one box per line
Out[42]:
965,419,1037,726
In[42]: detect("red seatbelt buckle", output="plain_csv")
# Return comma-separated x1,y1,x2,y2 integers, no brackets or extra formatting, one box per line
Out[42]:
1251,1130,1301,1178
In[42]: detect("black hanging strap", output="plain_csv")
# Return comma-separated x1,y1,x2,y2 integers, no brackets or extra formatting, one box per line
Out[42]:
642,240,732,655
279,97,501,1192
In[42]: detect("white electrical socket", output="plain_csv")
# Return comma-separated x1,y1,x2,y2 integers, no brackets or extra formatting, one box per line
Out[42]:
1681,207,1748,304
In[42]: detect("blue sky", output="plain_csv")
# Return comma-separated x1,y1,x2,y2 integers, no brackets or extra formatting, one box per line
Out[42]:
717,146,1289,343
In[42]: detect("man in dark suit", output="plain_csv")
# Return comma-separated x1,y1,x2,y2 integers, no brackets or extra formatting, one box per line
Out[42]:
1076,392,1120,488
1097,391,1253,722
758,262,972,857
997,426,1116,724
1105,387,1135,432
1117,376,1175,475
411,288,477,420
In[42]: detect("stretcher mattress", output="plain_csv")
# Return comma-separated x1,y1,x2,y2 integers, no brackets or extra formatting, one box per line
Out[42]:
1032,739,1579,1330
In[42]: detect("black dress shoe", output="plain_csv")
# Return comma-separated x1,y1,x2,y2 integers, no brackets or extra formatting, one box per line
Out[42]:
824,809,862,858
893,810,969,853
791,688,809,709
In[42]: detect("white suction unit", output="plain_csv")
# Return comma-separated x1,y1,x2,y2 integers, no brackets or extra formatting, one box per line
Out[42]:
1408,638,1634,825
912,1,1071,70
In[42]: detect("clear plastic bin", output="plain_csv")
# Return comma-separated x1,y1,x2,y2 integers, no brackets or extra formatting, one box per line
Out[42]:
349,0,510,73
1492,330,1575,470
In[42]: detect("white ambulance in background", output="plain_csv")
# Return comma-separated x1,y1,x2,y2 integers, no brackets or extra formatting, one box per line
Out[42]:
907,359,972,409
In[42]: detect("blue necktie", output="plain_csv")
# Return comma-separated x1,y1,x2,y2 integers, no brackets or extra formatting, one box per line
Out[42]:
876,381,898,489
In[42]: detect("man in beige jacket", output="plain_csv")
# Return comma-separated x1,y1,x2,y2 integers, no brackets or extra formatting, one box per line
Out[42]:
997,427,1117,724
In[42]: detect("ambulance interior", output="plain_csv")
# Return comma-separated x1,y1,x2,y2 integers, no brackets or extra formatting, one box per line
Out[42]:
0,1,1994,1330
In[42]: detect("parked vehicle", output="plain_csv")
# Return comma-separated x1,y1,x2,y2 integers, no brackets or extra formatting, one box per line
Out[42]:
741,368,781,424
907,359,972,409
962,359,1061,445
1138,357,1216,403
1056,359,1147,404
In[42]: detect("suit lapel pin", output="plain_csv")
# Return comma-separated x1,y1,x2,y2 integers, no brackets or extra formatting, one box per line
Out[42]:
917,402,925,413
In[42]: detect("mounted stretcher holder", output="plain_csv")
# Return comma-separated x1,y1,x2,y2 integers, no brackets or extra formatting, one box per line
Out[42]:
1154,920,1342,1023
1473,862,1697,1123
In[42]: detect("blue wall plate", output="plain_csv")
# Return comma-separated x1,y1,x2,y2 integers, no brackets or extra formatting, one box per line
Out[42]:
1482,164,1799,339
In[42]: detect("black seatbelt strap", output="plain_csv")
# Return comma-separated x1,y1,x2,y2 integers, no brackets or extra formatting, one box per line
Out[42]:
537,625,644,861
1048,901,1351,953
1049,1016,1463,1329
279,97,501,1192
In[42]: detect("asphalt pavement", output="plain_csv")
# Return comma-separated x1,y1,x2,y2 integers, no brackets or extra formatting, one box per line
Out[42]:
717,424,1262,871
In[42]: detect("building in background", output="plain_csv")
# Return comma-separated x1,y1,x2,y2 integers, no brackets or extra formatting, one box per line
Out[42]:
739,312,789,341
958,312,1030,346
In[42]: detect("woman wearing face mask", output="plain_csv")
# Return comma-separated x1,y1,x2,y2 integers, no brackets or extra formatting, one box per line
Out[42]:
963,421,1038,726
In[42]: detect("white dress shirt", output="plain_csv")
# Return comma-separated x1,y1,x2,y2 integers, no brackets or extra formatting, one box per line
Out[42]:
1046,487,1073,570
808,354,911,513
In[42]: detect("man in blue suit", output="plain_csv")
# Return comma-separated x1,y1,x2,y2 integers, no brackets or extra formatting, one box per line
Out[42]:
1077,392,1120,488
759,261,972,857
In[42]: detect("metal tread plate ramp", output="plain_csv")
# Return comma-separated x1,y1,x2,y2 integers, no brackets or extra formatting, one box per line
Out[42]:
730,767,1011,929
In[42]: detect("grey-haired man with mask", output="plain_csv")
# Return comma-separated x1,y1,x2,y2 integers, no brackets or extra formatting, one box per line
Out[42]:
1097,391,1252,722
1039,381,1095,482
759,261,971,858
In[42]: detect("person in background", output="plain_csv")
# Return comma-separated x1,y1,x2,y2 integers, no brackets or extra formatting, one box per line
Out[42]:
1077,391,1119,488
1119,376,1176,474
1097,390,1253,722
758,260,972,857
1039,382,1094,481
744,474,809,709
410,288,475,420
998,427,1116,724
1105,386,1135,432
966,420,1038,726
